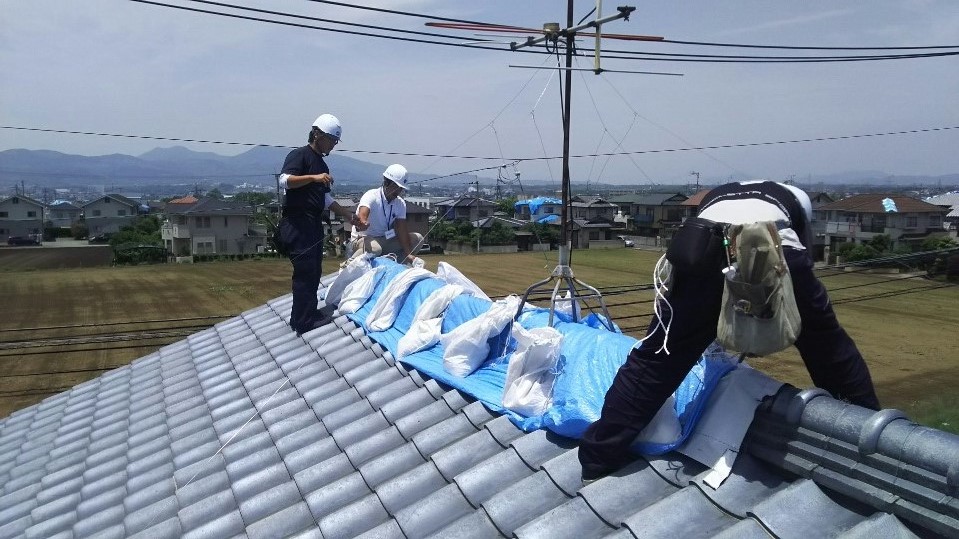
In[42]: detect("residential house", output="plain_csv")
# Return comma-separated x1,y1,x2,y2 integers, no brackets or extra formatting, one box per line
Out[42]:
435,196,499,222
569,195,618,222
82,194,140,236
0,273,955,538
817,193,949,252
608,192,689,236
0,195,44,243
925,192,959,232
45,200,82,229
514,196,562,222
161,197,257,256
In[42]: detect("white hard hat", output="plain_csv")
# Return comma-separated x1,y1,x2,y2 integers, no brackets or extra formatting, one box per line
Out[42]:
383,164,409,190
312,114,342,141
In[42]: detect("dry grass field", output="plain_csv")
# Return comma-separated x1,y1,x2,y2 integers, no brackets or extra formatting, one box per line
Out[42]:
1,249,956,431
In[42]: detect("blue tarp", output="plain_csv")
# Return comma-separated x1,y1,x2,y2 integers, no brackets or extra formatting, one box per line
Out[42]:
536,214,560,224
344,258,735,454
515,196,562,215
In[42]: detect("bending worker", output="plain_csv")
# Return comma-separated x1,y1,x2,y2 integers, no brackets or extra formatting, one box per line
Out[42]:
349,164,423,263
278,113,357,335
579,180,880,481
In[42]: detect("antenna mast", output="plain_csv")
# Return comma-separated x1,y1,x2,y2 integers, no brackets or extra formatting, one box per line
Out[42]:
511,1,635,328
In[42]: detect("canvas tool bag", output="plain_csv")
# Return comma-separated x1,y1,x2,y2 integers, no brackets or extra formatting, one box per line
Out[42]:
717,222,801,356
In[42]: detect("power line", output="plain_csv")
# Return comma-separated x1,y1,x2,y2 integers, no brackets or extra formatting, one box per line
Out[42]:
129,1,959,64
6,124,957,163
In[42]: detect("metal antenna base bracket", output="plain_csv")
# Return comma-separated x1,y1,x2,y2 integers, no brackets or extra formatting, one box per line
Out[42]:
517,248,615,331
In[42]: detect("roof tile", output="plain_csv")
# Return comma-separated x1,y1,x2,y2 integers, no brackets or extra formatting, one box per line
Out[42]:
393,482,475,537
245,500,316,539
482,469,572,535
317,493,390,539
357,443,427,489
454,449,534,506
303,472,372,520
376,461,448,514
237,480,302,525
511,496,613,539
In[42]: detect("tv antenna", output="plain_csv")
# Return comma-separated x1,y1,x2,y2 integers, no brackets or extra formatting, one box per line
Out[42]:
512,2,648,328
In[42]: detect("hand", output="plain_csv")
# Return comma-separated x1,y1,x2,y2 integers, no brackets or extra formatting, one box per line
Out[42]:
314,173,333,185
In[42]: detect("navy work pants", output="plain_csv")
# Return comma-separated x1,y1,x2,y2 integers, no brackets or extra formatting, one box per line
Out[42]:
281,212,325,335
579,247,880,476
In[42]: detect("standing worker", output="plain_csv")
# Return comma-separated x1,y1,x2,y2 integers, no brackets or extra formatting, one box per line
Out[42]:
278,113,357,335
349,164,423,263
578,180,881,481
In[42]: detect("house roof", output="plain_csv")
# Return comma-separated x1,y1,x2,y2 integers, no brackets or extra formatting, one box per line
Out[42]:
48,201,82,210
0,195,45,208
926,193,959,208
165,197,254,216
1,277,957,538
82,194,139,209
681,189,713,207
471,216,527,229
819,194,946,213
609,193,687,206
168,195,199,205
435,197,498,209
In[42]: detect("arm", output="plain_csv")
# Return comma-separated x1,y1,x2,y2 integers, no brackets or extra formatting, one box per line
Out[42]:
354,206,371,231
328,201,358,226
282,173,333,189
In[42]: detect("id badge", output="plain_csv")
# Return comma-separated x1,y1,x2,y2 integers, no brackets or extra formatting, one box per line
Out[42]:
385,229,396,240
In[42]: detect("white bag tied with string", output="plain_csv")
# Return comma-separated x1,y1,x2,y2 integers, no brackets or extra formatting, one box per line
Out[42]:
441,295,521,377
502,323,563,416
396,284,466,359
324,254,373,306
436,261,490,301
338,266,385,314
365,268,434,332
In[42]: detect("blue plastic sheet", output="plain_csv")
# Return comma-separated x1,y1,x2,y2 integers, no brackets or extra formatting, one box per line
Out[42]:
344,258,735,454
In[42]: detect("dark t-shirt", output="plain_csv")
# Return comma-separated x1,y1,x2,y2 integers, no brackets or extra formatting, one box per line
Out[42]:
281,145,331,211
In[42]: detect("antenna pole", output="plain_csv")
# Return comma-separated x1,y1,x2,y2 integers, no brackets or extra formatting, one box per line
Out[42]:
513,1,635,331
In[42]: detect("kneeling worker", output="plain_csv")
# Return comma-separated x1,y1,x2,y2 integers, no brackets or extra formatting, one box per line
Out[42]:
350,164,423,263
578,180,881,482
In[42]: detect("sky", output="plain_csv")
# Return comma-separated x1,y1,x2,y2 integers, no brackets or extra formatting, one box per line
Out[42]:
2,0,959,187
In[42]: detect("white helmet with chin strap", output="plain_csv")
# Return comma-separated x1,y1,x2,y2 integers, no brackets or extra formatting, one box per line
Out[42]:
312,114,342,141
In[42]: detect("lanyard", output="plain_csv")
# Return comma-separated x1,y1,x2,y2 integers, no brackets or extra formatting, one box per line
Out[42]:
380,188,395,228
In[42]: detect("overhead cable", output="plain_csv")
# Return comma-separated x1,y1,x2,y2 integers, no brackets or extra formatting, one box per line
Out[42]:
5,124,958,163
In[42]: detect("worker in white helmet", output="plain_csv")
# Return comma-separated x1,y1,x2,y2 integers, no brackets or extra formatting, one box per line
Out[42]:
277,113,357,335
349,163,423,263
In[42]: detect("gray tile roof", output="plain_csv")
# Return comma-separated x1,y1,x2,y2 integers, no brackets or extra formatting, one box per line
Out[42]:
1,278,957,538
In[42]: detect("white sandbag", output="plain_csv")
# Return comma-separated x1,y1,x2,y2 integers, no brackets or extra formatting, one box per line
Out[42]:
339,266,385,314
436,261,490,301
365,268,434,332
397,318,444,359
413,284,465,323
554,290,581,320
634,395,681,445
441,295,521,377
324,254,372,306
502,323,563,416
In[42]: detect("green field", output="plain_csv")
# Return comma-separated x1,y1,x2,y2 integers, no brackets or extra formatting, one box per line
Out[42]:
1,250,956,432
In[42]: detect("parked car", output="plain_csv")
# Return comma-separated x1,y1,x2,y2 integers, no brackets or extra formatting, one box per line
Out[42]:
418,243,432,254
6,236,40,246
88,233,114,244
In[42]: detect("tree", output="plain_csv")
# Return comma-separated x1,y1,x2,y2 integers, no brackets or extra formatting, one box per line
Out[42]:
522,222,560,246
71,220,88,240
233,192,275,206
495,196,517,216
206,188,224,200
110,215,162,248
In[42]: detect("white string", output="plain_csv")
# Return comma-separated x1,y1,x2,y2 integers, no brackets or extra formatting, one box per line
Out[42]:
173,318,339,493
638,253,673,355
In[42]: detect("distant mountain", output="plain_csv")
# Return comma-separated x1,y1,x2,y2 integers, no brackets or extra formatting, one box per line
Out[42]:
0,146,430,189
